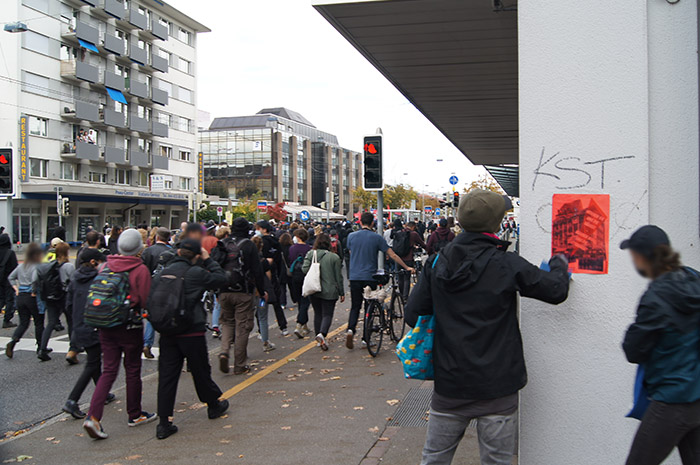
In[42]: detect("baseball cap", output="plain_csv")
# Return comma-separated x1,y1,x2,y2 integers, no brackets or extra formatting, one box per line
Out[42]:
179,238,202,254
620,225,670,258
79,248,105,265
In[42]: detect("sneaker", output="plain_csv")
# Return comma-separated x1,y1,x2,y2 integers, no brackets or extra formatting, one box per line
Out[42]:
218,354,230,374
280,328,289,337
346,330,354,349
212,327,221,339
263,341,276,352
301,324,311,337
2,321,17,329
207,399,229,419
63,400,86,419
105,393,116,405
128,412,157,427
316,334,328,351
37,350,51,362
143,347,155,359
233,365,250,375
156,422,178,440
361,340,368,349
5,340,15,359
83,416,108,439
293,323,303,339
66,351,79,365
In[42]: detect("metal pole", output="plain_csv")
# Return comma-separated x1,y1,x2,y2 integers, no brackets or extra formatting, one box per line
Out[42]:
326,187,330,223
376,190,384,270
56,188,62,227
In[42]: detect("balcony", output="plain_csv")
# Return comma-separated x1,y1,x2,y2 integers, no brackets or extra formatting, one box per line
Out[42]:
103,33,125,56
152,155,169,170
103,107,127,128
128,79,148,99
61,60,99,84
76,101,100,122
75,21,100,46
76,141,101,161
104,146,126,164
97,0,125,20
150,53,168,73
129,115,149,133
104,70,125,92
61,140,77,157
152,121,168,138
151,87,168,106
130,150,149,167
129,43,148,65
151,20,168,41
127,8,148,30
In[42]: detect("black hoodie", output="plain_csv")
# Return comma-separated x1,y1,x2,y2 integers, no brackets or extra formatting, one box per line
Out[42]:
66,265,100,349
406,232,570,400
0,234,18,281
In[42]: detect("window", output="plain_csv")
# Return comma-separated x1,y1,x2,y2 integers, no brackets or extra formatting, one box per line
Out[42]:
138,171,149,187
164,178,173,189
160,145,172,158
178,87,192,104
23,72,50,97
60,162,76,180
30,159,48,178
176,57,191,74
88,171,106,183
23,30,50,55
179,177,192,190
116,168,131,185
179,150,191,162
137,105,151,121
177,27,191,45
159,80,172,95
28,116,48,137
157,112,171,126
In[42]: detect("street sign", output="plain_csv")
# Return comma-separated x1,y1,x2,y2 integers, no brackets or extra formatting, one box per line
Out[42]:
257,200,268,211
216,206,223,217
436,208,441,216
424,206,432,213
449,175,459,185
299,210,310,222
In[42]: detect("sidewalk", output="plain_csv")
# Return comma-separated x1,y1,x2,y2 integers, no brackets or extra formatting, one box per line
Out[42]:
0,303,488,465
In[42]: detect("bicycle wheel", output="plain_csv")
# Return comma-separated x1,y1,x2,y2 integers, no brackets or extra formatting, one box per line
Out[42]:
363,301,383,357
389,292,406,342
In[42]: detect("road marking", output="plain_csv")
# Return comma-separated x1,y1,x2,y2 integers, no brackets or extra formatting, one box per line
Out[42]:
0,336,160,359
220,323,348,400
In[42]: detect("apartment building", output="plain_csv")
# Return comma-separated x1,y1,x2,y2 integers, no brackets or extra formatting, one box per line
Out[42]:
1,0,209,243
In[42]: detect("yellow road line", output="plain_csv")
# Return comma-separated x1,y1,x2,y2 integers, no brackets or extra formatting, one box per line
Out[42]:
220,323,349,400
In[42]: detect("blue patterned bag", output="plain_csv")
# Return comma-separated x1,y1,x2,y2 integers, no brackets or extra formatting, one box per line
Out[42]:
397,315,435,380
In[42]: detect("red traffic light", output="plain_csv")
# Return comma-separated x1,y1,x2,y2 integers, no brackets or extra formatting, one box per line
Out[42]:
364,143,378,154
0,154,8,165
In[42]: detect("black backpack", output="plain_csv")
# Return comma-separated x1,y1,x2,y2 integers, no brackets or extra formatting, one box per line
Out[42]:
392,230,412,257
152,247,176,277
145,264,190,335
434,236,450,253
214,237,250,292
37,261,65,301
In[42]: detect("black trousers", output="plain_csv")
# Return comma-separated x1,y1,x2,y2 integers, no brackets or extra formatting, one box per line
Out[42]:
39,298,67,352
310,296,337,337
348,280,376,334
157,334,223,424
626,399,700,465
68,344,101,402
12,293,43,345
398,262,414,302
1,281,15,323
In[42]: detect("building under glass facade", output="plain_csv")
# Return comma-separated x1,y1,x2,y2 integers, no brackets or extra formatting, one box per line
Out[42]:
199,108,361,215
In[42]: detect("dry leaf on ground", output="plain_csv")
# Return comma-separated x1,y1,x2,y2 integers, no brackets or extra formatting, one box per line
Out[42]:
386,399,400,406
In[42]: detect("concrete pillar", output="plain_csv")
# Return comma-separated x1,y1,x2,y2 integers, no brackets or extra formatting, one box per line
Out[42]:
290,135,298,202
304,139,312,204
273,132,283,203
338,148,344,213
516,1,699,464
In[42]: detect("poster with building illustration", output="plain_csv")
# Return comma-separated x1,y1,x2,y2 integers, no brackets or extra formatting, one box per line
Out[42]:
551,194,610,274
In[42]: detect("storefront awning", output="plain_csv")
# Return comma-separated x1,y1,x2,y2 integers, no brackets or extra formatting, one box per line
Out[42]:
78,38,99,53
106,87,128,104
314,0,519,165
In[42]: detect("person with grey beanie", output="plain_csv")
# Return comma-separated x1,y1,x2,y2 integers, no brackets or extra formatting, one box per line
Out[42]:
406,189,571,465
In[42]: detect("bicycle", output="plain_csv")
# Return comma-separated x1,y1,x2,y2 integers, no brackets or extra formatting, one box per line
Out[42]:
412,251,425,285
362,270,409,357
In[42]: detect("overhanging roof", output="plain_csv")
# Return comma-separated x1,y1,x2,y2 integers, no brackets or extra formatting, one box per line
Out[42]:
485,165,519,197
314,0,518,165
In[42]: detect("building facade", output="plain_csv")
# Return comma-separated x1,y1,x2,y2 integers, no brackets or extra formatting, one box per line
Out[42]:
199,108,361,216
1,0,208,243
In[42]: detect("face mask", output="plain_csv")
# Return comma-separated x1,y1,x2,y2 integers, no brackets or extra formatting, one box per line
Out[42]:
254,230,263,237
293,236,299,244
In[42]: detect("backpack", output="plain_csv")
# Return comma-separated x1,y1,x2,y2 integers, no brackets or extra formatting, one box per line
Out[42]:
217,237,250,292
152,247,176,277
392,230,412,257
330,237,340,255
145,264,190,335
434,235,450,253
37,260,65,301
289,255,305,282
83,265,131,328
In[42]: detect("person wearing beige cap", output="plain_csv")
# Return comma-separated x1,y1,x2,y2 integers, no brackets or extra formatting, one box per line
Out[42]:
406,189,571,465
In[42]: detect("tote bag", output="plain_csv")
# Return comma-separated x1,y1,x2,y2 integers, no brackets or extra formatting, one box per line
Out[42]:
396,314,435,380
302,250,322,297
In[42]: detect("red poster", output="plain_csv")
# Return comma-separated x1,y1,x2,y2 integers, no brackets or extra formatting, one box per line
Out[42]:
552,194,610,274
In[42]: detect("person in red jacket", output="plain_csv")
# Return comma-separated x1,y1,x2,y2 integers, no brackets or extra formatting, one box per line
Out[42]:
426,219,456,255
83,229,156,440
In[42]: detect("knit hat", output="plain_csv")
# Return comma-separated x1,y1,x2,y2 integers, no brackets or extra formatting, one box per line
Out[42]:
117,228,144,256
232,217,251,235
457,189,513,233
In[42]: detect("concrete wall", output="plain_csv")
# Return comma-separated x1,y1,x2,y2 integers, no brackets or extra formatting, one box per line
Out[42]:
517,1,698,463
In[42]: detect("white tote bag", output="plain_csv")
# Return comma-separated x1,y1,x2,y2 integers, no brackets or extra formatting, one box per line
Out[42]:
302,250,322,297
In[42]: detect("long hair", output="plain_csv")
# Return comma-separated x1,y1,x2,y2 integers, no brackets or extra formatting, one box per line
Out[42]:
313,233,331,251
279,232,293,247
649,244,682,279
55,242,70,263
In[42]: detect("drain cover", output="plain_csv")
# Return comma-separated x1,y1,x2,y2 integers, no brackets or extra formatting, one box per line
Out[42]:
387,388,433,427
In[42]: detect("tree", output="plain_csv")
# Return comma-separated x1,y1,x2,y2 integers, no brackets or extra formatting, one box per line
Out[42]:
351,187,375,210
266,202,288,221
384,184,419,209
464,174,505,195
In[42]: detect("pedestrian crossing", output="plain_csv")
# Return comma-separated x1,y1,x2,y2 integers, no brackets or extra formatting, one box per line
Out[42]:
0,334,161,359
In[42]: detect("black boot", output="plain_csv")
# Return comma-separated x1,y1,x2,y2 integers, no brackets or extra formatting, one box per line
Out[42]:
5,340,16,359
156,422,178,440
37,350,51,361
207,399,229,419
62,400,86,419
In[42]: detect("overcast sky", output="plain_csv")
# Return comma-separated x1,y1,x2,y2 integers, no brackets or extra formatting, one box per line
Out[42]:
167,0,486,196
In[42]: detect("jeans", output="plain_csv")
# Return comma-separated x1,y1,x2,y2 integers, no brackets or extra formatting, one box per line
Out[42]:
68,344,101,402
143,321,155,348
257,301,269,343
310,296,336,337
626,399,700,465
219,292,255,369
12,293,43,346
39,298,66,352
88,326,143,421
296,296,311,326
348,280,376,335
157,334,222,425
211,296,221,328
1,281,15,323
421,409,517,465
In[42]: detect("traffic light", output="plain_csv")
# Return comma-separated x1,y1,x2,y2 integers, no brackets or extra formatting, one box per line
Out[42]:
333,192,340,213
453,191,460,208
0,148,12,195
362,135,383,191
60,197,71,216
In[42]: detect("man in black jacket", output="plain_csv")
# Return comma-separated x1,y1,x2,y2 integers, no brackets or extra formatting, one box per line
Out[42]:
256,220,288,335
215,218,267,375
155,239,230,440
140,228,173,358
406,189,570,465
0,233,18,328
